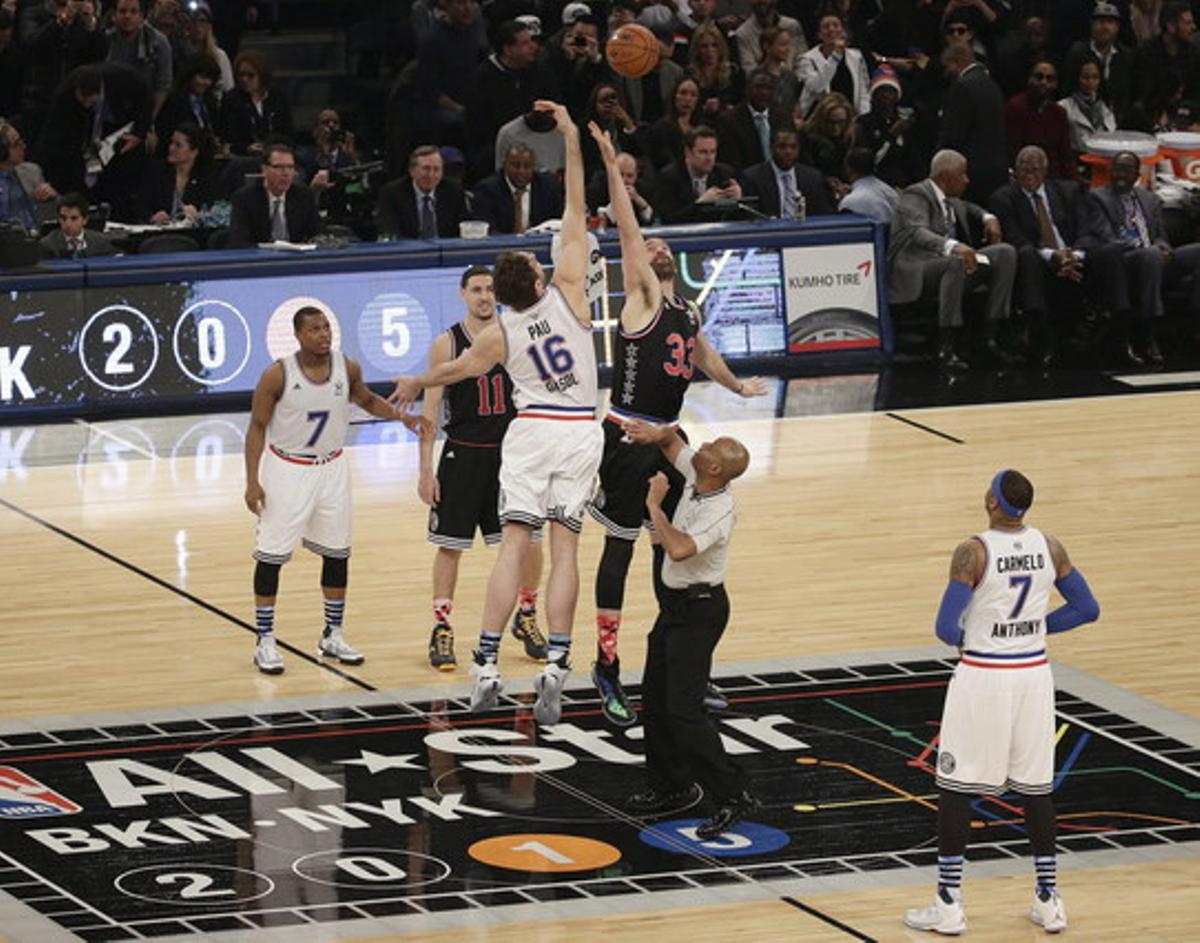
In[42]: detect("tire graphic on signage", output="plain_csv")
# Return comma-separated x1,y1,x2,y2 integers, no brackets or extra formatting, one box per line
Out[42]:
788,308,879,348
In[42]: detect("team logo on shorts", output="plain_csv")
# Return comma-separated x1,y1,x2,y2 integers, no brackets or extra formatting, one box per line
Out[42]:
594,488,606,509
938,752,957,775
428,510,438,532
0,767,82,818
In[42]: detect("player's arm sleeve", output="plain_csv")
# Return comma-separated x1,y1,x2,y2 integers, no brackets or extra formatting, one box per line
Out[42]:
934,580,972,647
1046,568,1100,634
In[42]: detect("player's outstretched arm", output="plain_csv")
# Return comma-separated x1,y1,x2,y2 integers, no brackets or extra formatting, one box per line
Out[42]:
539,99,589,326
390,323,504,407
244,362,284,515
693,330,768,397
417,332,451,506
348,357,433,437
623,418,686,466
587,120,659,322
934,538,984,647
1044,533,1100,633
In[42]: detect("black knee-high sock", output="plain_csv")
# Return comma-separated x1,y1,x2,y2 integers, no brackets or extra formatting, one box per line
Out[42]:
1024,793,1058,895
936,789,972,898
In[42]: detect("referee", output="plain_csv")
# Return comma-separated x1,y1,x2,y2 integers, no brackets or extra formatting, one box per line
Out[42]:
623,419,759,840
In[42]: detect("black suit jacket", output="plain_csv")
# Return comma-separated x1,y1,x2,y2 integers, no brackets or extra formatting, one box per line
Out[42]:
469,172,564,235
139,160,218,222
227,181,322,248
716,104,787,174
739,160,835,218
38,228,119,259
937,63,1008,201
655,160,740,224
988,179,1099,254
375,177,467,238
218,87,294,156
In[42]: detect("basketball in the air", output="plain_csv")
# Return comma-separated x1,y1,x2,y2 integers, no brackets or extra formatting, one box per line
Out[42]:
606,24,661,78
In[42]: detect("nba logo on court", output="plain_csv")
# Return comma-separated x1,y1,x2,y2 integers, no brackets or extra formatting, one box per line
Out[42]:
0,766,81,818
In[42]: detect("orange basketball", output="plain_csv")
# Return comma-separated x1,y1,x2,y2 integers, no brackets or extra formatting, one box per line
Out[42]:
606,24,661,78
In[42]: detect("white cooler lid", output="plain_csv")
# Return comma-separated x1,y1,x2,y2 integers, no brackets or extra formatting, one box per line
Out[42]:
1085,131,1159,157
1157,131,1200,148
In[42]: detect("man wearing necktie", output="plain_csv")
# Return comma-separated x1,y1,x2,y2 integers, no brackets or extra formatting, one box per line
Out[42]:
38,192,118,259
468,144,564,236
228,141,323,248
888,149,1018,371
1087,151,1200,366
989,145,1123,368
657,127,742,224
375,146,468,240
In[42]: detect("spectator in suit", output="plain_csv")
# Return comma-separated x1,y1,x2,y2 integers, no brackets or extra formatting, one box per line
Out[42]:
1005,60,1075,180
647,76,701,172
686,21,743,123
733,0,807,80
227,140,321,247
656,125,742,224
1060,58,1117,154
938,42,1008,205
469,143,564,234
854,67,920,189
154,53,221,155
989,145,1123,367
587,151,656,226
218,49,292,156
717,70,785,174
839,146,898,226
888,149,1018,371
1062,2,1134,121
34,63,154,221
0,120,58,231
140,121,217,223
38,190,118,257
1088,150,1200,364
740,126,834,219
797,12,871,118
463,20,560,181
106,0,174,121
375,144,467,239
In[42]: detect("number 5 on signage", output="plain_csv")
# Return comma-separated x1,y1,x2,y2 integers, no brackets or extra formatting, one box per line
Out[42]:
382,306,410,357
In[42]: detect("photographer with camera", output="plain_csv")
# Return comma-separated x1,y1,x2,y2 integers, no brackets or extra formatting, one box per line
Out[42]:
547,9,605,122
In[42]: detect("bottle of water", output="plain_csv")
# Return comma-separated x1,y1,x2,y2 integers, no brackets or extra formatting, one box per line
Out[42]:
797,191,807,223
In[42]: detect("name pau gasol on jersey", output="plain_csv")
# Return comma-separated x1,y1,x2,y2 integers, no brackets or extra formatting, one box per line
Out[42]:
527,318,579,394
992,551,1047,639
14,716,810,856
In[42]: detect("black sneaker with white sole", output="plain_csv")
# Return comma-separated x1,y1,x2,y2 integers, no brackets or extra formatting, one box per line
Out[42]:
695,789,761,840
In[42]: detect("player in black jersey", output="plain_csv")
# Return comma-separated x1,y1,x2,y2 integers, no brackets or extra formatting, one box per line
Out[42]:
418,267,546,670
585,123,769,725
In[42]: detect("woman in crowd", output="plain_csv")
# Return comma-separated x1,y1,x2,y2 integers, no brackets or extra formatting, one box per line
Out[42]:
686,22,742,123
805,92,856,200
141,122,218,224
580,82,643,182
1059,57,1116,154
798,12,872,118
758,26,803,118
184,0,234,95
647,76,701,172
155,53,222,156
219,49,294,155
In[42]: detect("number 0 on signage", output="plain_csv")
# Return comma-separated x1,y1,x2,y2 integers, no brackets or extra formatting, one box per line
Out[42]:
468,834,621,872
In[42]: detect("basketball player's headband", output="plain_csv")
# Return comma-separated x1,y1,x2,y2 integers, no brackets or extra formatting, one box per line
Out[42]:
991,469,1026,518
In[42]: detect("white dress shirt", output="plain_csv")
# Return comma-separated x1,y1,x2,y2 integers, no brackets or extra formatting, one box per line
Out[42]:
661,447,737,590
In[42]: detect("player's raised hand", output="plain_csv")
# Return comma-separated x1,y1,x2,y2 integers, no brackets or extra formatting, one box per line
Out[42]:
534,99,574,135
244,482,265,516
736,376,770,397
646,471,669,506
388,376,422,408
587,121,618,164
623,418,668,445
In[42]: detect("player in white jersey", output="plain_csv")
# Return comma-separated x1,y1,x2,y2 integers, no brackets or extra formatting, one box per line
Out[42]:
904,469,1100,936
245,306,430,675
390,100,601,724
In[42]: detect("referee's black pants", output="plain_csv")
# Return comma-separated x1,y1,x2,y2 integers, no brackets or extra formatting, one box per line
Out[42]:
641,585,746,802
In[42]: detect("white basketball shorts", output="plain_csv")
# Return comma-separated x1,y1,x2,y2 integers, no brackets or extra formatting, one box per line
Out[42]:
498,416,603,532
253,448,352,563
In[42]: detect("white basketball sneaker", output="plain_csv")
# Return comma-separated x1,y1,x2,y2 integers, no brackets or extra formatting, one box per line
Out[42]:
254,635,284,674
470,656,503,711
318,629,365,665
1029,889,1068,932
904,888,967,935
533,659,570,725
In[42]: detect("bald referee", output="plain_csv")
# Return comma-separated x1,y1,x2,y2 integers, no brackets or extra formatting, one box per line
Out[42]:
904,469,1100,935
622,419,759,840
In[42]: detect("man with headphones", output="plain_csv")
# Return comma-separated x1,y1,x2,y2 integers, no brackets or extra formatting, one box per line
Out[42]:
0,121,58,232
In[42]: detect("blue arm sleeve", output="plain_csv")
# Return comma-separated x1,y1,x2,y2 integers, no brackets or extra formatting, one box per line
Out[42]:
935,580,972,647
1046,568,1100,634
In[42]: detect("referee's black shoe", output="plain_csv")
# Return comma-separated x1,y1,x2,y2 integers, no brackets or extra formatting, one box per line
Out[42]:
696,790,761,840
626,783,702,815
592,658,636,727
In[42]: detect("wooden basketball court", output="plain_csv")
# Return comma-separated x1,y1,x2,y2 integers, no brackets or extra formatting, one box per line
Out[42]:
1,381,1197,941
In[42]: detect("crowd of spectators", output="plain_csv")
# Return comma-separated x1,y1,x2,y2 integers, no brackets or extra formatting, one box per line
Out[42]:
2,0,1199,366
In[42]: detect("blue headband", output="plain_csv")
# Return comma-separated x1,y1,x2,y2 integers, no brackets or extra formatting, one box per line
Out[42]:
991,469,1026,518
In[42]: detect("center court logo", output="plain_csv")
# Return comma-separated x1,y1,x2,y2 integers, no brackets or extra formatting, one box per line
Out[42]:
0,767,81,819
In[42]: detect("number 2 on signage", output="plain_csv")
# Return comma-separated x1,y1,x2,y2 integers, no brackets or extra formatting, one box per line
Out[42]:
305,410,330,447
1009,574,1032,619
102,322,135,376
154,872,235,899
